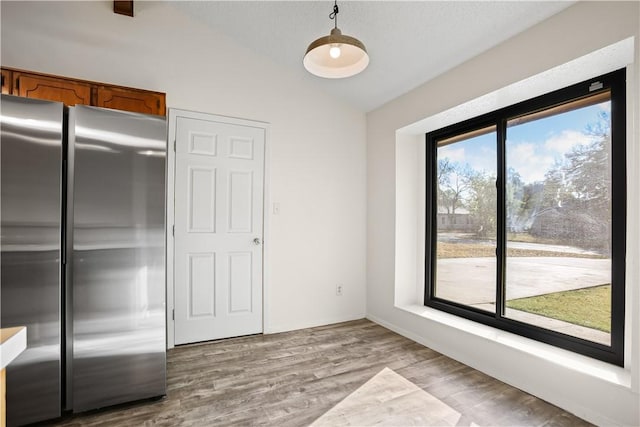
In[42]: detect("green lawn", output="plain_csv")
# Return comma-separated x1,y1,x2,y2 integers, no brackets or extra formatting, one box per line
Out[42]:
506,284,611,333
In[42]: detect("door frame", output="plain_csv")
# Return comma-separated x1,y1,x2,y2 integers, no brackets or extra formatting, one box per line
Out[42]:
166,108,271,349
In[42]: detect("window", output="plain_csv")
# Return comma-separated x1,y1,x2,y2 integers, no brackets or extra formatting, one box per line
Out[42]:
425,69,625,365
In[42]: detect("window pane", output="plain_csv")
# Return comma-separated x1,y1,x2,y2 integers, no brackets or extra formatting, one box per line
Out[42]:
435,126,497,312
504,93,612,345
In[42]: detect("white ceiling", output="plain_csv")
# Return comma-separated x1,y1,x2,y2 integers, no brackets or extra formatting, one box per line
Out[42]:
171,1,575,112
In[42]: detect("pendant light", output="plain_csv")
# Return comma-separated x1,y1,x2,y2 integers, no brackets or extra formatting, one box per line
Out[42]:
303,1,369,79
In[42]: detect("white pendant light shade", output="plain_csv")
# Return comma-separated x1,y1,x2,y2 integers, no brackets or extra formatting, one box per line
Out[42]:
304,28,369,78
303,2,369,79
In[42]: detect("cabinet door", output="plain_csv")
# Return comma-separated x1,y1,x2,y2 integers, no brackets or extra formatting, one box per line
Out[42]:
1,69,11,94
96,87,165,116
13,73,91,106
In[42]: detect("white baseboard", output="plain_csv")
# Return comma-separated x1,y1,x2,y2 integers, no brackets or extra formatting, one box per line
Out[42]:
365,313,439,351
264,313,366,335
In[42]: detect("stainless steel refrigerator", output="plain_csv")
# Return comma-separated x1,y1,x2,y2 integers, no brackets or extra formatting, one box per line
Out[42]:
1,95,167,426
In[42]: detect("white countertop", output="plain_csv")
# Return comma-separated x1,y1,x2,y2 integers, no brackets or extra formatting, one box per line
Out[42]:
0,326,27,369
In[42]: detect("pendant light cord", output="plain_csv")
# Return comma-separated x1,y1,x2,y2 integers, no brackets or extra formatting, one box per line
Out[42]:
329,0,339,29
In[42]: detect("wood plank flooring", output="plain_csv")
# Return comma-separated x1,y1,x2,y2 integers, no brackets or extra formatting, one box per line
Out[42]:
49,319,591,426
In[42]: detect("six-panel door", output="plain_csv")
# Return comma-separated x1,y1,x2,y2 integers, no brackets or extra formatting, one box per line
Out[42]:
174,117,265,345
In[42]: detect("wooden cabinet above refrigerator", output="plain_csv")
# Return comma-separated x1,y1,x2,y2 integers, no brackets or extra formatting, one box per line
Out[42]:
1,69,11,94
2,67,166,116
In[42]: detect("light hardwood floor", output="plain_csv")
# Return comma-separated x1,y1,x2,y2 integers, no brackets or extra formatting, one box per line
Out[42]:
50,319,591,426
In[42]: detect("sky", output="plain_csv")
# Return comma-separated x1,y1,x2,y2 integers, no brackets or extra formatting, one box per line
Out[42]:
439,102,610,184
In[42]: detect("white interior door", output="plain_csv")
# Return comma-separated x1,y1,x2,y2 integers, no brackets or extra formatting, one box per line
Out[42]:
174,117,264,345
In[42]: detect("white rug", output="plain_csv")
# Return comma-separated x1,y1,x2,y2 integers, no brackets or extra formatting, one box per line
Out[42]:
311,367,473,426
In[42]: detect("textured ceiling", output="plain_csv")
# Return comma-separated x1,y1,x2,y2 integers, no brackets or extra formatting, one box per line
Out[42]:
172,1,575,112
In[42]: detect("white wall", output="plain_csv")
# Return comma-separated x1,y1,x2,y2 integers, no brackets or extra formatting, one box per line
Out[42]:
367,2,640,426
0,1,367,335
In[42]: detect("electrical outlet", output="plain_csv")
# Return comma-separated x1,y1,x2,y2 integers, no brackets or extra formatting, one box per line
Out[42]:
336,284,343,296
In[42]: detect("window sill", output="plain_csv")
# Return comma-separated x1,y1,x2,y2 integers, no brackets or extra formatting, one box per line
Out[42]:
396,302,631,388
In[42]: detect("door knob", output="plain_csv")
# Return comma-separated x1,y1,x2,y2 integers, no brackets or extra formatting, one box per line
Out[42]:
253,238,261,245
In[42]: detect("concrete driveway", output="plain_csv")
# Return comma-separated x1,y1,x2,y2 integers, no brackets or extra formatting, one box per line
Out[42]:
434,255,612,345
435,257,611,305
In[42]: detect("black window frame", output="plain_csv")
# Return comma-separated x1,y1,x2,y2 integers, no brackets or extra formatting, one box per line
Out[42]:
425,69,626,366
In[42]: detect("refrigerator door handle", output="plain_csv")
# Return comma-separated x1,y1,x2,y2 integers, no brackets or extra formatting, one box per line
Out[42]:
64,106,76,412
62,158,67,267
